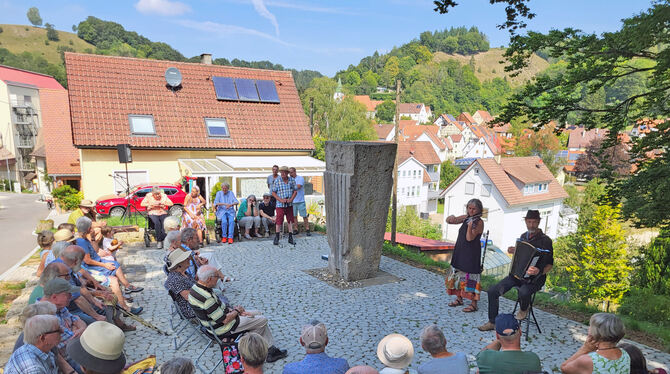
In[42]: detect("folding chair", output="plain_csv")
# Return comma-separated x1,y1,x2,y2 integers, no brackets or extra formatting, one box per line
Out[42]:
512,287,541,340
167,289,202,350
194,323,245,374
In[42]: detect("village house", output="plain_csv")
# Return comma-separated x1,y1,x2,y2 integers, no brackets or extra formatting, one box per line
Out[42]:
564,126,608,174
353,95,384,119
398,103,432,124
472,109,494,125
396,141,441,216
64,53,325,205
374,123,395,141
0,65,80,191
440,156,568,249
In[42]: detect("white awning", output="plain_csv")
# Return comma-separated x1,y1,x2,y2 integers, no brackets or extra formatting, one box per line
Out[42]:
179,155,325,176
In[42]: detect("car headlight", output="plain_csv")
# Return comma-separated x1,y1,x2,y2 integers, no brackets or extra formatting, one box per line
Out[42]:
98,202,110,206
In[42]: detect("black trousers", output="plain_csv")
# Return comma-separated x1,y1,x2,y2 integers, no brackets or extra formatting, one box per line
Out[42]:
149,213,167,242
487,275,541,323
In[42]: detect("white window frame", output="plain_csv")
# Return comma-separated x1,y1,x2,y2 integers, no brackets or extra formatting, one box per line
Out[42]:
128,114,156,135
481,183,492,197
111,170,149,194
205,117,230,138
465,182,475,195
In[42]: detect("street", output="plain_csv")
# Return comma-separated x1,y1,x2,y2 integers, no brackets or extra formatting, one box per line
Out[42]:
0,192,50,276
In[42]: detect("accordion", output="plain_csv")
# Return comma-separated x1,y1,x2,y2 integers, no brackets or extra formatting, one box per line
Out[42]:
509,241,549,282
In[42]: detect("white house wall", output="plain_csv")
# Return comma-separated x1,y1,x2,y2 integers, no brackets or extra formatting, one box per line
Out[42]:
397,158,427,212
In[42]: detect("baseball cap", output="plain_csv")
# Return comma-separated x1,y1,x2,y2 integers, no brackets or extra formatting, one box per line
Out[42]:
44,278,80,296
301,321,327,349
495,314,520,336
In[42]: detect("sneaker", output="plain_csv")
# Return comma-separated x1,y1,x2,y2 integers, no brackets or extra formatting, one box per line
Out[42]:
228,238,233,244
254,232,262,238
129,306,143,315
515,309,529,320
288,233,295,245
266,346,288,363
125,285,144,293
293,230,298,235
264,232,269,238
273,233,280,245
478,322,495,331
244,233,252,240
157,241,163,249
306,231,311,236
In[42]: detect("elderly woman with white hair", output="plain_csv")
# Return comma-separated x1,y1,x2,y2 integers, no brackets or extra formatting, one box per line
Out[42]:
140,186,173,249
213,182,238,244
182,186,207,245
164,215,181,232
561,313,630,374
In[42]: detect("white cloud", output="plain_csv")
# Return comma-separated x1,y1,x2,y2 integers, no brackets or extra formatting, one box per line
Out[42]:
250,0,280,36
135,0,191,16
176,19,292,46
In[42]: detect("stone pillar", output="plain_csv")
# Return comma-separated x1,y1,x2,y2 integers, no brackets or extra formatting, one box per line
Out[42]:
325,141,396,281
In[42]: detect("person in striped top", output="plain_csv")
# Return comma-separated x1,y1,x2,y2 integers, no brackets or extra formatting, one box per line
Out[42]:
188,265,288,363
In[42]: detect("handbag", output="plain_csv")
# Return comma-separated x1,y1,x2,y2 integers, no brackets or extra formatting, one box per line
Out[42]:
221,343,244,374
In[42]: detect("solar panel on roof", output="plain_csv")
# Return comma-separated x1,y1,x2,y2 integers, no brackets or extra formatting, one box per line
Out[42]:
212,77,238,100
256,80,280,103
235,78,260,102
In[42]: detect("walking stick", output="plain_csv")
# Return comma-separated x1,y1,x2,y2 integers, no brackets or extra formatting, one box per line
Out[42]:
480,230,490,274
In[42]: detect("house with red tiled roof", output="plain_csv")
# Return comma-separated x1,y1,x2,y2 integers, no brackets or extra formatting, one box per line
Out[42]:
457,112,476,125
64,53,324,203
0,65,76,192
440,156,567,247
353,95,385,119
461,124,501,159
374,123,395,141
396,141,442,215
398,103,432,124
473,110,494,125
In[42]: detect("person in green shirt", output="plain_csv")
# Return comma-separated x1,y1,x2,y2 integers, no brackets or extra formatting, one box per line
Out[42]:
67,200,107,242
236,195,261,239
476,314,542,374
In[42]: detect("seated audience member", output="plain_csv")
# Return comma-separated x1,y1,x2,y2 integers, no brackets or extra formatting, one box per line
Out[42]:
181,227,209,277
67,321,126,374
418,324,468,374
75,217,143,313
213,182,238,244
188,265,287,363
182,185,207,245
164,215,181,232
4,315,62,374
165,230,182,252
141,186,173,249
36,230,55,277
161,357,195,374
561,313,630,374
42,279,87,342
237,194,262,239
476,314,542,374
99,227,122,261
259,192,276,237
377,333,417,374
283,320,349,374
164,249,196,319
619,343,667,374
346,366,380,374
58,222,76,232
68,199,107,242
13,301,58,352
43,229,77,268
239,332,269,374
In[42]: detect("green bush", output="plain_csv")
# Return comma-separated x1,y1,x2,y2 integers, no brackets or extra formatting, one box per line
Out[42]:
52,185,82,211
386,206,442,240
619,288,670,326
210,182,221,203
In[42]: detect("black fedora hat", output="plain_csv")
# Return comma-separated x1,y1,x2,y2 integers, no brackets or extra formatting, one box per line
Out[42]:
66,321,126,374
524,210,541,220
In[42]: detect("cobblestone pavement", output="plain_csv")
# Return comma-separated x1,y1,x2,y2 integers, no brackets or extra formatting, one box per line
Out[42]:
116,234,669,373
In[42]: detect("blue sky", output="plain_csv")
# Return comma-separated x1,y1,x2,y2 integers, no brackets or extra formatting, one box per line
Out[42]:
0,0,652,76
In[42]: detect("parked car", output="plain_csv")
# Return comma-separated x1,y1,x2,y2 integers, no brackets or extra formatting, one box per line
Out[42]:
96,183,186,217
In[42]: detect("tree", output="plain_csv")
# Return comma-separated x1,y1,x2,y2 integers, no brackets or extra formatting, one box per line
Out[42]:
375,100,396,123
327,96,376,141
439,160,461,190
300,77,337,136
45,23,59,42
579,178,606,225
567,204,631,310
492,2,670,227
574,137,630,180
635,229,670,296
514,122,560,157
27,7,42,27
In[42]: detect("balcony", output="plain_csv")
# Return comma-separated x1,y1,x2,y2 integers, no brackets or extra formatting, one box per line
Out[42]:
16,138,34,148
427,189,441,200
17,161,35,171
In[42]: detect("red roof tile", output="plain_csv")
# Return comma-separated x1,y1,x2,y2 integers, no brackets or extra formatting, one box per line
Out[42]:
450,134,463,143
40,89,80,175
397,141,440,165
398,103,425,114
475,110,494,123
375,123,394,139
0,65,64,89
354,95,384,112
567,127,608,149
64,53,313,150
458,112,475,124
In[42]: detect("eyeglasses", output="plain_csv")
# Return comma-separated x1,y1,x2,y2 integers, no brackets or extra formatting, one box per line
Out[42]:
43,327,63,336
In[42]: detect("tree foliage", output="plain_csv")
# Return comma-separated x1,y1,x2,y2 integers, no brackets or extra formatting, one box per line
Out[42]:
567,204,631,309
574,137,630,180
494,2,670,227
386,206,442,240
375,100,396,123
419,26,489,55
0,48,66,86
439,160,461,190
433,0,534,35
634,229,670,296
45,23,59,42
27,7,42,27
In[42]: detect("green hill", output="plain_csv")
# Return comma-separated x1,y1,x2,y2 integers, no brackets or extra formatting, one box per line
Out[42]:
433,48,549,87
0,24,94,65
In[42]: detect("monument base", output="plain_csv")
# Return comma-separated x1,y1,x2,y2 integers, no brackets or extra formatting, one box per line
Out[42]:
304,267,403,290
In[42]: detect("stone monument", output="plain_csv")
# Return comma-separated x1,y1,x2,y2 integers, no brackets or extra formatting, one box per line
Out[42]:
325,141,397,281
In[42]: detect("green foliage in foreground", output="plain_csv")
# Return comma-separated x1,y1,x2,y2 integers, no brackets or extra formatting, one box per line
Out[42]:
0,48,66,86
51,185,82,211
386,206,442,240
382,242,450,270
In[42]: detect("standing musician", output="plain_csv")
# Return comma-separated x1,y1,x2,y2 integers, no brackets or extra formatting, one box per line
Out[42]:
478,210,553,331
445,198,485,313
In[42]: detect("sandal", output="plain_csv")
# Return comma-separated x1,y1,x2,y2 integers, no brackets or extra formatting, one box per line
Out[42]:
448,299,464,307
463,304,478,312
120,323,136,332
125,285,144,293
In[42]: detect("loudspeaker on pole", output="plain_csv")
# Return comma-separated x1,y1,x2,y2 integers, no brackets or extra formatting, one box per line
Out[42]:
117,144,132,163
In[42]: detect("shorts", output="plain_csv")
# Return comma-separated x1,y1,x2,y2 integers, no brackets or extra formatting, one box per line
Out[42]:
275,206,295,226
293,202,308,217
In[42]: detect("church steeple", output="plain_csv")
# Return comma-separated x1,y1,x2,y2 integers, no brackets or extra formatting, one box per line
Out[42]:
333,78,344,101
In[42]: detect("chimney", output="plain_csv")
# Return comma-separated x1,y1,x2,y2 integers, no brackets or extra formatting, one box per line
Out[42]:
200,53,212,65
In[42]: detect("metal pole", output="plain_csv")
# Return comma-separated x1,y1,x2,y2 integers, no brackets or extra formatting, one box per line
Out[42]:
309,97,314,136
391,79,401,245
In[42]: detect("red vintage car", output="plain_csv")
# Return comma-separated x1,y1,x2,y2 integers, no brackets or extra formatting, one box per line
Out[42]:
95,183,186,217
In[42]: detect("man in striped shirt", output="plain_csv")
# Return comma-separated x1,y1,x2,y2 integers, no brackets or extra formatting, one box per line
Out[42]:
188,265,288,363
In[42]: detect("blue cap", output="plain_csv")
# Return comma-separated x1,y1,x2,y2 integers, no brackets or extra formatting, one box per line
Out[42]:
495,314,520,336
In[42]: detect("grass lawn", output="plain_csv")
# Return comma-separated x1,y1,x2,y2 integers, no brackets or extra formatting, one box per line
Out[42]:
0,24,94,66
437,201,444,214
0,281,27,324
